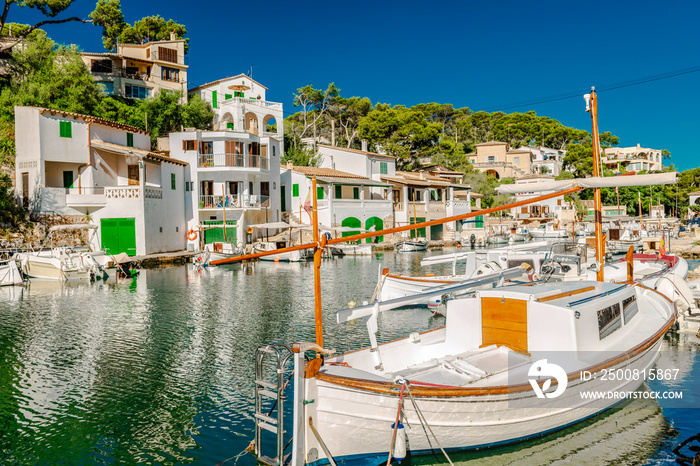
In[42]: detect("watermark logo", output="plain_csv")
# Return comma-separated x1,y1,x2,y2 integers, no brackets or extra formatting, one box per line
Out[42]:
528,359,568,398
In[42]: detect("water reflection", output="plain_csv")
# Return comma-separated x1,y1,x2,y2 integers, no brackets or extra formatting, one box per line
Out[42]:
0,250,697,465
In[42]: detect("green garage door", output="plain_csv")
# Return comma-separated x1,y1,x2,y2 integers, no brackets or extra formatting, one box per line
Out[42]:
410,217,426,239
204,221,237,244
365,217,383,243
430,224,443,240
101,218,136,256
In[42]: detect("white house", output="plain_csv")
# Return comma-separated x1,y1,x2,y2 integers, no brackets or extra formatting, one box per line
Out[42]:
316,142,396,182
380,171,472,240
188,74,283,140
14,106,188,256
280,164,394,241
509,175,572,223
168,128,282,248
526,146,565,176
81,33,189,103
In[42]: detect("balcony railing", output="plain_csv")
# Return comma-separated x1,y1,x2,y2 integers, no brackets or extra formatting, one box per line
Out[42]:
65,187,105,195
227,97,283,111
198,194,269,209
103,186,163,199
198,153,269,170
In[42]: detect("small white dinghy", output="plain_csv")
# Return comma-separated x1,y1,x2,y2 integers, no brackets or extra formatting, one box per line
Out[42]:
396,237,428,252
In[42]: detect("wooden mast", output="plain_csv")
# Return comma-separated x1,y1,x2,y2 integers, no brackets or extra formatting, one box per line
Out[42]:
311,177,323,348
587,87,605,282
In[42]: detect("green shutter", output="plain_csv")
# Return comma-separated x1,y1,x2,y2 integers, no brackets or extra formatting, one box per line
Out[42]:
171,173,176,190
317,186,324,200
225,94,232,100
353,187,359,200
335,185,342,199
380,161,387,174
293,184,299,197
126,133,134,147
226,122,234,130
59,121,72,138
212,90,217,108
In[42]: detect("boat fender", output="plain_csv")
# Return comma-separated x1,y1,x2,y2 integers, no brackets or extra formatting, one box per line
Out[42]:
391,421,407,462
187,229,198,241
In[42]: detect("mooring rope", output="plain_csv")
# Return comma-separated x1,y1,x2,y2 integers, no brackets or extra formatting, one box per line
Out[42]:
405,382,454,465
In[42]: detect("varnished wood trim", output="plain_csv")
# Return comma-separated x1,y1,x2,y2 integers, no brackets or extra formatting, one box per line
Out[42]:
536,286,596,303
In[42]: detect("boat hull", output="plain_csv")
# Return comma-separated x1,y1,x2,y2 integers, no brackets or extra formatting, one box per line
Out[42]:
397,240,428,252
304,338,663,465
23,256,91,281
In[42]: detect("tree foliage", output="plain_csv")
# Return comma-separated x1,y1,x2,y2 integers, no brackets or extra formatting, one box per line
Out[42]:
0,34,102,120
90,0,188,52
0,0,89,52
0,173,25,227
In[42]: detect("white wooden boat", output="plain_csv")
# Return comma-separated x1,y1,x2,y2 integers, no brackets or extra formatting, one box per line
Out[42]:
509,227,529,242
0,256,24,286
328,243,373,256
529,223,569,239
278,280,675,465
396,237,428,252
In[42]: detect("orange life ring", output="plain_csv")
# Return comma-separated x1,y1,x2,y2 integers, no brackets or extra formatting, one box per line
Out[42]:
246,227,253,234
187,229,198,241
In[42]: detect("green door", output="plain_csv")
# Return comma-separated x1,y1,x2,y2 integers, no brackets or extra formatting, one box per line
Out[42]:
475,215,484,228
364,217,383,243
101,218,136,256
63,171,74,188
410,217,426,238
281,185,286,211
204,221,237,244
341,217,361,242
430,224,443,240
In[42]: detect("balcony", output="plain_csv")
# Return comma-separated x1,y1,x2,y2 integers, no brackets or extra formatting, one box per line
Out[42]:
198,194,269,210
198,153,269,170
225,97,283,111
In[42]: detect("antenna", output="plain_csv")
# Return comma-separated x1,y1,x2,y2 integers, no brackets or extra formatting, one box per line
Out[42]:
248,65,254,79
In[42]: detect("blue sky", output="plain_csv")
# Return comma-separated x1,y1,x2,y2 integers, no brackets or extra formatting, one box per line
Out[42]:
12,0,700,170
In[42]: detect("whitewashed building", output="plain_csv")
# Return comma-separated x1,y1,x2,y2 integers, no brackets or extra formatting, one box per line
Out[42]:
14,106,188,255
168,128,282,248
316,142,396,182
188,74,283,139
81,34,188,103
280,164,394,240
380,171,472,240
509,175,573,223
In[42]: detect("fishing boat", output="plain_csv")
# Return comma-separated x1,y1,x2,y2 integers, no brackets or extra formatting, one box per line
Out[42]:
486,232,510,245
327,243,373,256
272,279,674,465
396,237,429,252
509,226,529,242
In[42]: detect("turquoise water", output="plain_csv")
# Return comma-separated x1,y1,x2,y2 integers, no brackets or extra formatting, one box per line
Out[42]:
0,251,697,465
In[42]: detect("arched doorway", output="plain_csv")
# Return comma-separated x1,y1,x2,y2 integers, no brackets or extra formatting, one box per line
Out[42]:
486,169,500,179
263,114,278,134
221,112,234,130
364,217,383,243
245,112,259,136
341,217,361,242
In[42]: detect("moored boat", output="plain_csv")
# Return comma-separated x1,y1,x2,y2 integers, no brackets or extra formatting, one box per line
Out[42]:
272,280,675,465
396,237,428,252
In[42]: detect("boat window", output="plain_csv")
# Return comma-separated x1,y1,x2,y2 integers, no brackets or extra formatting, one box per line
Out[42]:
622,295,638,324
598,303,622,339
508,259,534,269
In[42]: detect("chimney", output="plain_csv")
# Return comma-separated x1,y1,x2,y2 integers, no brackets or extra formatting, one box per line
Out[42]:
637,143,641,148
286,161,293,170
361,139,368,152
419,171,427,180
170,30,176,41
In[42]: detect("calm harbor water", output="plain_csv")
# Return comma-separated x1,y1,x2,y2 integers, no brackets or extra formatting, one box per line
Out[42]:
0,250,698,465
